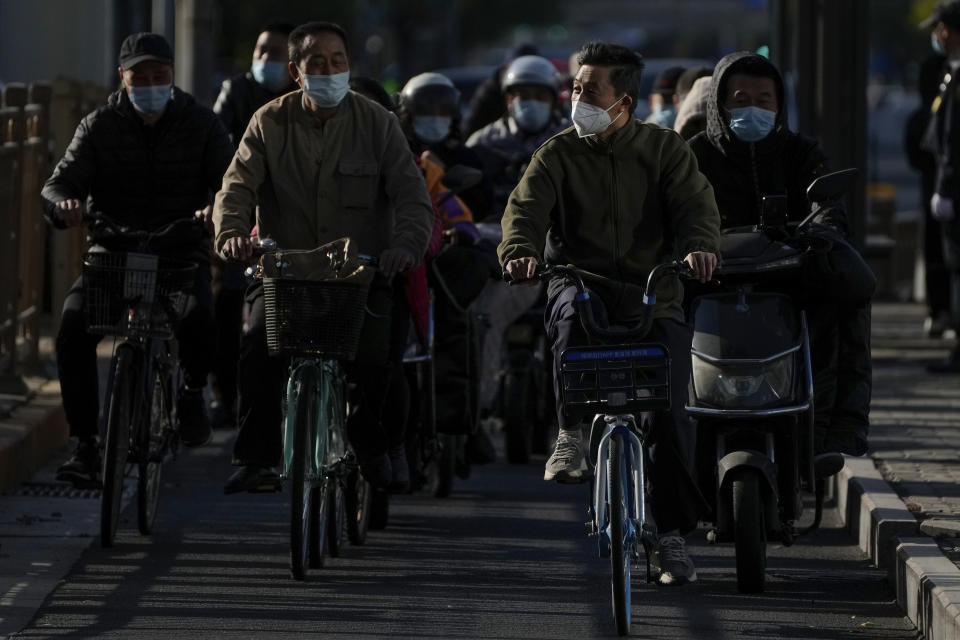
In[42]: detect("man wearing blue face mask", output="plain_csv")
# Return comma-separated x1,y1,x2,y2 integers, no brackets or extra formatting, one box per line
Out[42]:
209,21,295,432
214,22,296,147
644,66,685,129
467,55,568,215
41,32,234,486
215,21,435,494
689,52,873,461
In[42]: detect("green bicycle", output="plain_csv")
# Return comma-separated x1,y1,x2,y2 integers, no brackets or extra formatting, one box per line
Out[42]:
253,238,374,579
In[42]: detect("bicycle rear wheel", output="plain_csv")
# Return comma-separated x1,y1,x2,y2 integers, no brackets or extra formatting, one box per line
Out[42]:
345,469,372,545
608,434,631,636
101,346,136,548
290,366,320,580
327,476,348,557
137,368,168,535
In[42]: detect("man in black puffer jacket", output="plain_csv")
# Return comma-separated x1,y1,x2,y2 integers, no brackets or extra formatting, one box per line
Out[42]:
689,52,873,459
42,33,234,487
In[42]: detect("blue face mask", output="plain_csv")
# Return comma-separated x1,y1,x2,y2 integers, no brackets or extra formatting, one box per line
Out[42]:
728,105,777,142
127,84,172,116
933,32,947,56
301,70,350,108
252,60,290,92
413,116,452,144
648,103,677,128
512,99,552,133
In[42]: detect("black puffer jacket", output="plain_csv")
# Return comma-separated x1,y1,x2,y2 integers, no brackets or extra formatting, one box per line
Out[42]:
213,72,289,146
688,52,835,230
42,87,233,259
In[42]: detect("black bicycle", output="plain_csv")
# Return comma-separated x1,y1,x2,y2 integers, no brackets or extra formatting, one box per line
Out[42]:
82,214,199,548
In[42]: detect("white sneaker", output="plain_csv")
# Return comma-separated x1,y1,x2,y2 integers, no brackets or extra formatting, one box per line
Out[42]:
658,533,697,585
543,431,588,483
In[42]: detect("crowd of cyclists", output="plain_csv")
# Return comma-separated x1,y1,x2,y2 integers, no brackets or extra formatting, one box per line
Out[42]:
41,17,877,588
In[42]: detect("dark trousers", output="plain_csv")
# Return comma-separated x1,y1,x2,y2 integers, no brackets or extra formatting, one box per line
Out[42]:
807,300,872,455
56,265,214,439
545,285,704,533
210,260,246,412
941,221,960,333
233,276,397,467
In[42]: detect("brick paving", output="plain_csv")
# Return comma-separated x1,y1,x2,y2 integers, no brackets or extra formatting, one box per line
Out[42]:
869,302,960,521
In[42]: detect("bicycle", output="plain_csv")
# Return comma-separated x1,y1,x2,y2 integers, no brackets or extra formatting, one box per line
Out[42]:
507,260,689,636
246,238,375,579
82,215,200,548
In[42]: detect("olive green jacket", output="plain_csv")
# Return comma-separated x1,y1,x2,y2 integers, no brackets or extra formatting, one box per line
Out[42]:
214,91,433,259
498,120,720,321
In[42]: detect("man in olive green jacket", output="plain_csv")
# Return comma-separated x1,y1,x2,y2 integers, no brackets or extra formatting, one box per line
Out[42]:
214,22,433,494
500,42,720,586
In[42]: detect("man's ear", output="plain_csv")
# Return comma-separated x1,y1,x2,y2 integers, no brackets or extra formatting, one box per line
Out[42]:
288,61,301,85
117,67,125,87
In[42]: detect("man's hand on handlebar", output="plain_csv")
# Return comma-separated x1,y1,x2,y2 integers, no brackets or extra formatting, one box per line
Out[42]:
222,235,255,261
55,199,85,228
505,256,539,282
379,247,415,278
684,251,718,283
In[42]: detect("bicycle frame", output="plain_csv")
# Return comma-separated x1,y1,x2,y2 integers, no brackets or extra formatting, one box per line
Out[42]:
282,357,346,482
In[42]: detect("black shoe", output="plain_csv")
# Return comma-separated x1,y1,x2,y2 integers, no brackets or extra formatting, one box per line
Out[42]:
223,464,281,495
813,452,845,478
359,453,392,491
56,439,101,488
178,387,212,447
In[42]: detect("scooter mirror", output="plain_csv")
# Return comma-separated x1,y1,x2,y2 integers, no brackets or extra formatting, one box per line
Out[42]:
806,168,858,205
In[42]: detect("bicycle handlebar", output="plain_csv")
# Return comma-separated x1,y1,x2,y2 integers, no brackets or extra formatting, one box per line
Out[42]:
83,213,203,247
502,260,693,341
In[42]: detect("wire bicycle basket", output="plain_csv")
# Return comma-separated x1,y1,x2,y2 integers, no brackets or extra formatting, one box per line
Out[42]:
263,277,370,359
83,251,196,339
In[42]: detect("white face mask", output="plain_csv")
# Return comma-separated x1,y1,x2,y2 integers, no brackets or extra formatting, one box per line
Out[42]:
571,94,627,138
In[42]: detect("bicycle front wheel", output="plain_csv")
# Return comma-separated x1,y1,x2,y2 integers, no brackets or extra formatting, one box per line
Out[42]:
346,470,372,545
101,346,136,548
289,366,321,580
608,434,631,636
138,368,169,535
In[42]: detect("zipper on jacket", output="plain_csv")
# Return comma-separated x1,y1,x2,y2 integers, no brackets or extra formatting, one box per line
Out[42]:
749,143,762,221
609,149,626,312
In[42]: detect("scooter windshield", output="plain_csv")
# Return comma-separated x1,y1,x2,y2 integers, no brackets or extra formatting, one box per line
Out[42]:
691,292,800,360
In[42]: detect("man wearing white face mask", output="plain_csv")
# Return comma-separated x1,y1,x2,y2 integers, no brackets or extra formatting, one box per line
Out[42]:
215,21,434,494
41,32,234,486
500,41,720,586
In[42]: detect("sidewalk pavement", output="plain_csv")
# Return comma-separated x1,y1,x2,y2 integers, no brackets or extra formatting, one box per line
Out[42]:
836,302,960,640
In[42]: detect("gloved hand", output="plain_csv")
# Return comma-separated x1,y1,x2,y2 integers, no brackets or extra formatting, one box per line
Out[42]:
931,193,956,222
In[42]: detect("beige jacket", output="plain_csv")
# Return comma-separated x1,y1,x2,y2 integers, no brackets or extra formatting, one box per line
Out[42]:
214,91,433,260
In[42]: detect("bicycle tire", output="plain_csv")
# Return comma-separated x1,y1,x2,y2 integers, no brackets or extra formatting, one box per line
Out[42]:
608,434,631,636
346,470,372,545
289,366,319,580
434,433,455,498
503,367,534,464
100,346,136,548
733,470,767,593
308,478,330,569
137,369,166,535
327,477,348,557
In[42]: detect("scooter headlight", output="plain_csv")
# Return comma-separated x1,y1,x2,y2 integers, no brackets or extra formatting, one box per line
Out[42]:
691,352,795,409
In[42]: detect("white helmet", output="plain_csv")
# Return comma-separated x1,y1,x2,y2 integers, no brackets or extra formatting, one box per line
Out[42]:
501,55,559,93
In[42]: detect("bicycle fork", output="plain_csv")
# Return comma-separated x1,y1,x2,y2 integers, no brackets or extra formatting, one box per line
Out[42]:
591,415,657,582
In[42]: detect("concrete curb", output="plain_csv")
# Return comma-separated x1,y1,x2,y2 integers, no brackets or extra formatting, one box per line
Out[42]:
0,379,67,492
835,454,960,639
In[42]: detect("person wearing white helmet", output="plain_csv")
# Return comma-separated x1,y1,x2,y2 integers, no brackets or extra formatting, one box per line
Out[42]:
466,55,568,439
467,55,568,215
397,71,492,220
